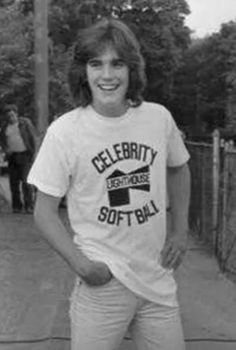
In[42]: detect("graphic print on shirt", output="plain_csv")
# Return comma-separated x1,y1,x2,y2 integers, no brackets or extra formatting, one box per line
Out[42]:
91,141,159,226
107,165,150,207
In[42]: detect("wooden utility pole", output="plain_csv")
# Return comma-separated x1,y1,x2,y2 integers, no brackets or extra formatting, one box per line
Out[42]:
34,0,49,138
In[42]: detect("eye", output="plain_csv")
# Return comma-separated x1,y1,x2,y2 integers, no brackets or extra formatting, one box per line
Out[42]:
113,59,126,68
87,59,101,68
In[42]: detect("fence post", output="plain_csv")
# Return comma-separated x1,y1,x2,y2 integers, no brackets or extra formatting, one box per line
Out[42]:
220,141,230,270
200,148,206,240
212,129,220,253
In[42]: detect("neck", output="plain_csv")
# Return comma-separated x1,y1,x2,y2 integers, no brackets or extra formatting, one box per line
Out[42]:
92,101,129,118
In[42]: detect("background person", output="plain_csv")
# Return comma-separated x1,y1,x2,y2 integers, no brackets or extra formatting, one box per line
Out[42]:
28,18,190,350
0,104,36,213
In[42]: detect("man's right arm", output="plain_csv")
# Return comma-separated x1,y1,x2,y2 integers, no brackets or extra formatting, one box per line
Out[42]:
34,190,113,286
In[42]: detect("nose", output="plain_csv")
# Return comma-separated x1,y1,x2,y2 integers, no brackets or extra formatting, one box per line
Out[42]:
102,63,114,79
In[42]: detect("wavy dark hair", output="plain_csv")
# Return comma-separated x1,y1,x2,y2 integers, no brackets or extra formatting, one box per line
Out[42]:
68,18,146,108
4,104,18,114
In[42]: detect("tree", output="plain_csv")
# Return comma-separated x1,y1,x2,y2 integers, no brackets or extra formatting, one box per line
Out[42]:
220,22,236,132
0,4,35,124
0,0,15,6
109,0,190,105
171,20,236,134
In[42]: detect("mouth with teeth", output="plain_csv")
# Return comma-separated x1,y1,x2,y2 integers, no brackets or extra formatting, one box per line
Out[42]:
98,84,119,91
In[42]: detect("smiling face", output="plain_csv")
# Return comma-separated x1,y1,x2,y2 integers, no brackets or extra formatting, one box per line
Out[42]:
86,46,129,117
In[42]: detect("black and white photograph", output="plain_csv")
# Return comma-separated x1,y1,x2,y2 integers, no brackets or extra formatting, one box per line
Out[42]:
0,1,236,349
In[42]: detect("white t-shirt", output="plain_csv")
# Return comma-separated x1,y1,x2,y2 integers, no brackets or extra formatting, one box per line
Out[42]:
28,102,190,306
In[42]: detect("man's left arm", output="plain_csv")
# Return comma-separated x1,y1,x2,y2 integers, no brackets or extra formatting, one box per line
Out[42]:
161,162,191,270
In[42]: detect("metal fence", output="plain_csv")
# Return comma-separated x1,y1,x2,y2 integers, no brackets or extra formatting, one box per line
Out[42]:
186,134,236,276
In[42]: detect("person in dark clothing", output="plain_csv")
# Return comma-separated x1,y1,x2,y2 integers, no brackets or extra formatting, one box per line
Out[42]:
0,104,37,213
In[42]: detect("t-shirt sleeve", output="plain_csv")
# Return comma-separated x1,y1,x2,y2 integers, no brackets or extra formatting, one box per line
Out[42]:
166,113,190,167
27,128,71,197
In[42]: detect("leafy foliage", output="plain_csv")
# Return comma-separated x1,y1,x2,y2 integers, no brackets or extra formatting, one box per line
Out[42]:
171,20,236,134
119,0,191,104
0,5,35,123
0,0,15,6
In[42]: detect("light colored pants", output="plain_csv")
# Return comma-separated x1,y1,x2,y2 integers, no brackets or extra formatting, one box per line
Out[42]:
69,277,185,350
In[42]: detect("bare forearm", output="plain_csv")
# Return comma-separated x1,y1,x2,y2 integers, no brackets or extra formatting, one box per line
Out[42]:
161,163,190,269
167,163,190,234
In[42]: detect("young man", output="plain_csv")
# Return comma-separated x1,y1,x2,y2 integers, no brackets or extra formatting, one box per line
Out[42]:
0,104,36,213
28,18,190,350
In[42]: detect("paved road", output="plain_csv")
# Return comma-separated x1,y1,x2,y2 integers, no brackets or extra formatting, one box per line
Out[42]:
1,176,236,350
